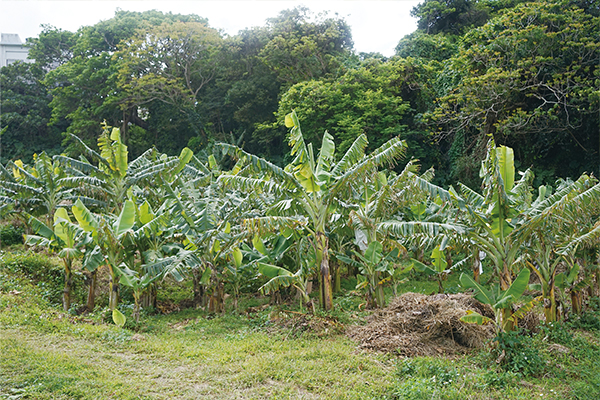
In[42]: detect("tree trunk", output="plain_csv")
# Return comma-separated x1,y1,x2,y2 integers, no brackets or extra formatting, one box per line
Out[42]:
499,261,515,331
86,269,97,312
571,290,583,315
543,282,557,323
371,271,385,308
192,268,205,308
316,231,333,311
332,260,341,293
437,275,445,294
108,276,119,311
133,295,141,323
62,263,72,312
141,283,157,309
473,251,481,283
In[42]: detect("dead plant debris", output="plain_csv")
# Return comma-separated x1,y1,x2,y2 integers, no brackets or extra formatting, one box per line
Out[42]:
348,292,496,357
268,310,345,337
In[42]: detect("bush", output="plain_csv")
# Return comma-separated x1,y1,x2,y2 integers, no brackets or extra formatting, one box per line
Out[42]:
492,329,545,377
0,224,24,246
0,251,84,306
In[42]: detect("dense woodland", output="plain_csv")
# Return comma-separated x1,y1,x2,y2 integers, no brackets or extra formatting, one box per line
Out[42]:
1,0,598,187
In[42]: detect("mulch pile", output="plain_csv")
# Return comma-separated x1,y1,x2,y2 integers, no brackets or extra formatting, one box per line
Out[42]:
348,292,496,356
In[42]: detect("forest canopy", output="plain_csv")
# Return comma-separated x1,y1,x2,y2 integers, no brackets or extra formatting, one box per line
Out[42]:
1,0,598,186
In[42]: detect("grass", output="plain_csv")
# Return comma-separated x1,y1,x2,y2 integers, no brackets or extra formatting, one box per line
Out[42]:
2,250,600,399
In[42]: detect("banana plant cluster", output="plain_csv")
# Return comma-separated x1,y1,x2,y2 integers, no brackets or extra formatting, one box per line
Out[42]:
2,114,600,335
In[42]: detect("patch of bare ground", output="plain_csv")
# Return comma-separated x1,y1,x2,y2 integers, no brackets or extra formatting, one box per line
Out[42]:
348,292,496,356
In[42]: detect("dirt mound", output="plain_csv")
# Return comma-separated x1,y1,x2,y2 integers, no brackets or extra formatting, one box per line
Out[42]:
348,292,496,357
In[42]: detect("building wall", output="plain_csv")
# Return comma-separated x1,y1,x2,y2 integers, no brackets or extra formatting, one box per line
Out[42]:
0,33,32,67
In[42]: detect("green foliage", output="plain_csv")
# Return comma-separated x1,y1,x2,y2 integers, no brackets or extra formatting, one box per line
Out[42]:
274,57,437,162
430,0,600,184
492,330,545,377
0,62,65,165
395,31,458,61
0,224,24,246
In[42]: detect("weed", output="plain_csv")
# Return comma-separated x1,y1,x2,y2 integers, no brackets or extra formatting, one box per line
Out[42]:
493,330,545,376
0,224,24,246
540,321,574,345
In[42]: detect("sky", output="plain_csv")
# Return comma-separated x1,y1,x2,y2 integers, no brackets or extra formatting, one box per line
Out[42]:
0,0,420,57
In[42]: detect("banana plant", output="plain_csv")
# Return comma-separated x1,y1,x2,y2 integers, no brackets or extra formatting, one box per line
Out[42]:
519,174,600,322
117,197,198,320
250,233,314,312
25,208,91,311
460,268,534,333
219,110,407,310
55,124,194,213
162,152,247,312
119,266,162,323
410,244,454,294
0,152,73,227
384,141,536,330
337,240,406,308
72,198,135,311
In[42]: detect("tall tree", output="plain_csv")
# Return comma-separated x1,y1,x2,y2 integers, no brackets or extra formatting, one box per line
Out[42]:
115,20,225,151
0,62,65,164
429,0,600,185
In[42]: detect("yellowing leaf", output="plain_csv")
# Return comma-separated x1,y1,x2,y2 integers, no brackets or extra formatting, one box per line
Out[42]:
233,247,243,268
284,113,295,128
112,309,126,327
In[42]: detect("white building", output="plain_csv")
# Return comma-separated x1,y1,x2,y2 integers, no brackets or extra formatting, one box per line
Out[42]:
0,33,32,68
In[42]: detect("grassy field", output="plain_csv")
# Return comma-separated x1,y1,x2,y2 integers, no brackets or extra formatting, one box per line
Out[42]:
2,250,600,399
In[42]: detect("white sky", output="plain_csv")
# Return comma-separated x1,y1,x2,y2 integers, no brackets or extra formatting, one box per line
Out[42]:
0,0,420,57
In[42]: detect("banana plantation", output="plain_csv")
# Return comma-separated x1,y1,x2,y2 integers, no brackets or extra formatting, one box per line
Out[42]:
2,109,600,327
2,112,600,398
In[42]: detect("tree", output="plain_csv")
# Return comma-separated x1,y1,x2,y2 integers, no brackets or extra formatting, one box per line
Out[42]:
259,7,353,86
115,21,225,151
522,174,600,322
273,57,441,171
25,208,94,311
44,10,206,154
0,62,65,164
430,0,600,185
220,111,407,310
410,0,499,35
26,25,76,69
71,198,135,311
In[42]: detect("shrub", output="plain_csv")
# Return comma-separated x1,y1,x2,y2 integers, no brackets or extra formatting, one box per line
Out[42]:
0,224,24,246
492,329,544,377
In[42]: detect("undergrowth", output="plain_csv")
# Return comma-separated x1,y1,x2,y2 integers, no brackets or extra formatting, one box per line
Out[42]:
1,252,600,399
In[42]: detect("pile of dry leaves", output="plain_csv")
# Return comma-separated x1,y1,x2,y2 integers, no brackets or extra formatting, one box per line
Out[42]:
348,292,497,356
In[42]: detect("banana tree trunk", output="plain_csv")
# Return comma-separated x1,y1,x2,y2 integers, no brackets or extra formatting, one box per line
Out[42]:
374,271,386,308
571,289,583,315
86,269,97,312
473,250,481,283
141,283,157,309
108,265,119,311
316,231,333,311
192,268,205,308
542,274,558,323
133,293,141,323
332,260,341,293
499,261,515,332
542,282,557,323
62,259,73,312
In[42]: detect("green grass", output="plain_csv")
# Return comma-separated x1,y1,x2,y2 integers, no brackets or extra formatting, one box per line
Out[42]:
2,253,600,399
